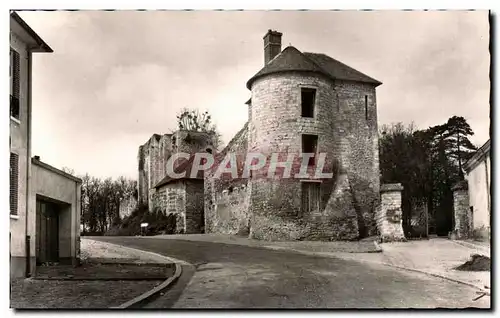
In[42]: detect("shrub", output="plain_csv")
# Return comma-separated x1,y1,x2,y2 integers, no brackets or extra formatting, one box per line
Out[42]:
105,203,179,237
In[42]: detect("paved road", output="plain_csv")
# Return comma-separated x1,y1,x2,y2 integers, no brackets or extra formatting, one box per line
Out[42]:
92,236,490,309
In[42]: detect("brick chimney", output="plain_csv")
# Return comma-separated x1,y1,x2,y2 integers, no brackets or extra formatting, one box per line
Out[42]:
263,29,282,65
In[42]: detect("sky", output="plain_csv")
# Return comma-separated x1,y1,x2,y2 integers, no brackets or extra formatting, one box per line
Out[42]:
17,10,490,180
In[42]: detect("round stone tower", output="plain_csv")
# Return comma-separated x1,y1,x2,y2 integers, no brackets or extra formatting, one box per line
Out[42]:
246,33,340,241
245,30,381,241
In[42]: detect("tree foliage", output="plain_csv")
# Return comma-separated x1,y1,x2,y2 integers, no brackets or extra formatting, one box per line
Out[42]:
176,108,223,148
379,116,478,237
78,173,137,235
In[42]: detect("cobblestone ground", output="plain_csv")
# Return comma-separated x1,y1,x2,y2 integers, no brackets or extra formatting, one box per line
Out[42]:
10,278,162,309
11,239,177,309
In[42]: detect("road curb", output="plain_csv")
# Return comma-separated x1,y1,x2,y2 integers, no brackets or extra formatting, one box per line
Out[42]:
111,263,183,309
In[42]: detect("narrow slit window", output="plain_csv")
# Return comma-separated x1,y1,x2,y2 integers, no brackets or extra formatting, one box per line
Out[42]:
10,49,20,120
301,88,316,118
365,95,368,120
302,134,318,167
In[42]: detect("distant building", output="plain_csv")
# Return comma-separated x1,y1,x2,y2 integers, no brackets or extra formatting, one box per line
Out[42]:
463,139,491,239
137,130,215,233
10,12,82,278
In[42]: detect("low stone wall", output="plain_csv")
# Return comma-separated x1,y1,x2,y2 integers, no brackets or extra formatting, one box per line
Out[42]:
376,183,406,242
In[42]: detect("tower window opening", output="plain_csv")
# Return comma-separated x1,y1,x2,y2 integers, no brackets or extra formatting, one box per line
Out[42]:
301,88,316,118
365,95,368,120
302,134,318,167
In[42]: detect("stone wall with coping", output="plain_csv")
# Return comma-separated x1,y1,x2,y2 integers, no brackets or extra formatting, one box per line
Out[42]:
452,180,471,239
376,183,406,242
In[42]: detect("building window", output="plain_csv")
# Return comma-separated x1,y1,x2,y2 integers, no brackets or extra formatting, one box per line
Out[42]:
10,49,20,121
301,88,316,118
301,182,321,214
364,95,368,120
302,134,318,167
10,153,19,216
10,50,20,119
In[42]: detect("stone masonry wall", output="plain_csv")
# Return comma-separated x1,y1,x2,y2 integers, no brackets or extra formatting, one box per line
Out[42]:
173,130,216,155
185,180,205,234
335,80,380,236
138,130,214,212
376,184,406,242
151,182,186,233
205,123,249,235
248,72,366,241
137,134,173,208
207,185,250,235
453,181,471,239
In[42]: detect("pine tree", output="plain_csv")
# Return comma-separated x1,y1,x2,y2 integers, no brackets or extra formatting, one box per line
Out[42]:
441,116,478,178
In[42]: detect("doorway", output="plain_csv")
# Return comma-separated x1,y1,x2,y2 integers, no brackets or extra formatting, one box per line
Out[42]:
36,199,60,264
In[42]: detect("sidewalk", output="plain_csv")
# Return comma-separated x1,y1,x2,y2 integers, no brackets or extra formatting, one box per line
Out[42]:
450,239,490,257
336,238,491,290
81,238,185,264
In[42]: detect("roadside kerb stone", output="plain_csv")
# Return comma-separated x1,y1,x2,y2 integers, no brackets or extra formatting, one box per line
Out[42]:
112,263,183,309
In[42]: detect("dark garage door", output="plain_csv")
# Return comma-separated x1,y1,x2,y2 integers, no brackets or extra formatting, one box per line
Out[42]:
36,200,60,264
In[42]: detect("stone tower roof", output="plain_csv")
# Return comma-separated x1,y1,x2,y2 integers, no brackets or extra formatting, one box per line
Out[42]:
246,46,382,89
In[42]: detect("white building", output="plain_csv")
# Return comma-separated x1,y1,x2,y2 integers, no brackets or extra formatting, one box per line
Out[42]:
463,139,491,240
10,12,82,278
